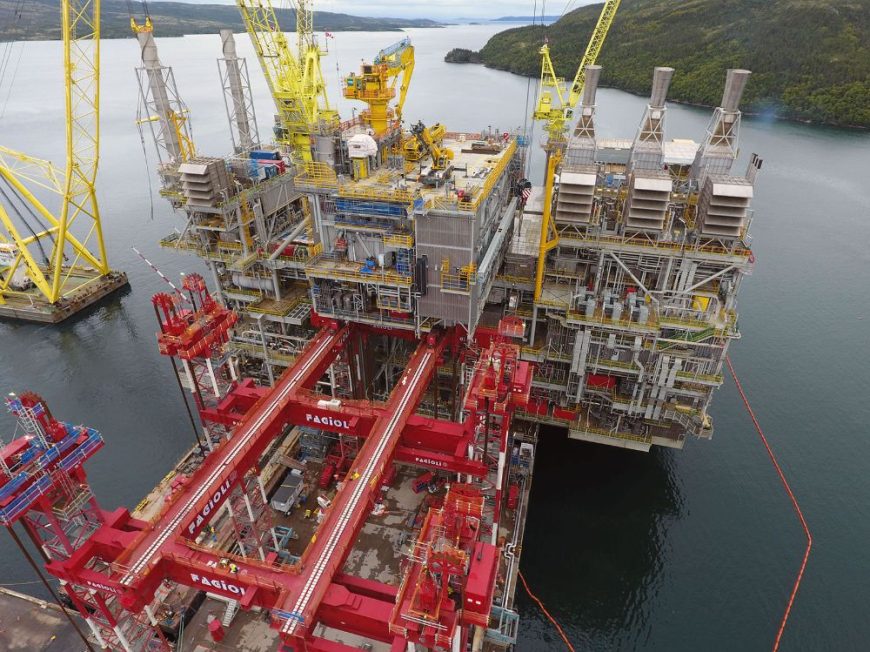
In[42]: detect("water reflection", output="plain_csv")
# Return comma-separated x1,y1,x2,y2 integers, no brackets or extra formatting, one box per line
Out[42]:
516,427,683,651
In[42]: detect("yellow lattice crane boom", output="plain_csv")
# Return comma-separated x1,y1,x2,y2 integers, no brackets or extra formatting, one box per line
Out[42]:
0,0,117,310
236,0,338,162
533,0,621,301
534,0,621,145
343,37,415,135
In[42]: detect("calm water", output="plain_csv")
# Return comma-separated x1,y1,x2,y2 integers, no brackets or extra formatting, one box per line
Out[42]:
1,24,869,651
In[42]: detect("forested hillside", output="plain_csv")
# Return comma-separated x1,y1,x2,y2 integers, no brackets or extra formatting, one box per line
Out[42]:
0,0,442,40
473,0,869,128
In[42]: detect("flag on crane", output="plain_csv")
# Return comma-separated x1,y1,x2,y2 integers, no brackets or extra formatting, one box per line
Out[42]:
516,178,532,205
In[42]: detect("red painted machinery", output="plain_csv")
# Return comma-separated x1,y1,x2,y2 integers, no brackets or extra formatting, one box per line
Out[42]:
0,307,533,651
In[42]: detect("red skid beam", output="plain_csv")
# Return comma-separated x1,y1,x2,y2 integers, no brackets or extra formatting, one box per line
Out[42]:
112,325,348,589
276,333,447,642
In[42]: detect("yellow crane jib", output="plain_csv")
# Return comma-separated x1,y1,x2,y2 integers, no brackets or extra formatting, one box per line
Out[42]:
343,37,415,136
0,0,112,307
236,0,338,162
532,0,621,302
534,0,621,145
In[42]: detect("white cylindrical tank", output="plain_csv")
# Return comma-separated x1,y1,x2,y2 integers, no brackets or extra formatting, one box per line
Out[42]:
611,301,623,322
585,298,596,317
231,273,274,292
638,305,650,324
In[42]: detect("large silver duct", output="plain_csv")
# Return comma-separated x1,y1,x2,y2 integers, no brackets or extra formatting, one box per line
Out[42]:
649,66,675,109
566,65,603,166
220,28,238,58
581,65,602,108
629,67,675,171
219,29,259,152
136,31,183,162
691,68,752,184
721,69,751,112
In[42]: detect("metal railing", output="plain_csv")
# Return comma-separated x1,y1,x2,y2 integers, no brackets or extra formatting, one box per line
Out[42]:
559,231,752,260
306,252,413,286
429,139,518,213
565,308,659,332
383,233,413,248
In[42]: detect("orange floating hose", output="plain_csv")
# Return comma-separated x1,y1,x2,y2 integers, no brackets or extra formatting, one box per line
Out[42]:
518,569,576,652
726,355,812,652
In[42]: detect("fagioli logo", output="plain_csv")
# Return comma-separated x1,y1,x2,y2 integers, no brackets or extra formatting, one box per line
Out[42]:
414,456,448,468
85,580,121,594
189,572,246,596
187,470,238,536
305,413,351,430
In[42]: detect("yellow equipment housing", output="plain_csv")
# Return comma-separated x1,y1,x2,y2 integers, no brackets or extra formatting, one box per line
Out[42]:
343,38,415,136
403,122,454,171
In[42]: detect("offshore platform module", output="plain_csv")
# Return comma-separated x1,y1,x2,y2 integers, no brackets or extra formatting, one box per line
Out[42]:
0,0,763,650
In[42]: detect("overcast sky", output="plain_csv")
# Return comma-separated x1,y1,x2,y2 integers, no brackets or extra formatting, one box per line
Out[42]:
173,0,598,20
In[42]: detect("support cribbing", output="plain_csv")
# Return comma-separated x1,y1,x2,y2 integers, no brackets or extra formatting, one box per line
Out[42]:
518,570,575,652
726,355,812,652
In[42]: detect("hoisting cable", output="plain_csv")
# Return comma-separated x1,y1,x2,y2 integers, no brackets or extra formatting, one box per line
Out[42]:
0,180,51,265
518,569,576,652
726,355,812,652
131,246,190,303
0,0,28,120
520,0,539,175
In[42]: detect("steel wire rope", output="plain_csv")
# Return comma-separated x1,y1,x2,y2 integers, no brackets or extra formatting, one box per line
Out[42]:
0,0,27,118
126,0,157,221
521,0,545,178
138,125,156,221
726,355,812,652
0,178,51,265
556,0,577,21
0,0,23,81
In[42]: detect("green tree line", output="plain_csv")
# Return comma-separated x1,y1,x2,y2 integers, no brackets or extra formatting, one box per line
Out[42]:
474,0,869,128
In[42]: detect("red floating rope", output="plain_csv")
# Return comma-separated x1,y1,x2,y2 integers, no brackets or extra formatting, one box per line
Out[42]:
518,569,576,652
727,355,812,651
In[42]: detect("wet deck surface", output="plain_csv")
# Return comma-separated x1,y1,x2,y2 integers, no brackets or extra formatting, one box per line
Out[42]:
0,589,88,652
178,465,437,651
182,601,278,652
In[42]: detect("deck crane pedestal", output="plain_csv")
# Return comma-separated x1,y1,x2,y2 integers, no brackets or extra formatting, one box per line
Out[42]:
343,37,415,137
0,0,128,323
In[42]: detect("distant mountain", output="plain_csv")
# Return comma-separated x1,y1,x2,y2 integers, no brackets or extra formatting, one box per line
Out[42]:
0,0,443,40
470,0,870,128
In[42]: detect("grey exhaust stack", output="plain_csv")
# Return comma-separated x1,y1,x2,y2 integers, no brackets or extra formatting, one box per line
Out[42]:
691,69,752,184
629,66,675,171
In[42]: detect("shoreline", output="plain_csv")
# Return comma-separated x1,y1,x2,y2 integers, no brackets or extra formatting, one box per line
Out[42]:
454,58,870,131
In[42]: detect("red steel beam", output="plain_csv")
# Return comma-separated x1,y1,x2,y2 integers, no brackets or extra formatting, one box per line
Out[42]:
50,324,481,647
276,333,447,642
112,324,348,593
